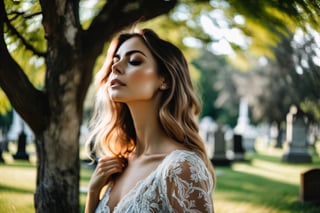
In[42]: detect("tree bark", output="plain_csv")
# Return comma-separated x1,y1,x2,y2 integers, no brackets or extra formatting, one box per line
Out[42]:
34,116,81,212
1,0,177,212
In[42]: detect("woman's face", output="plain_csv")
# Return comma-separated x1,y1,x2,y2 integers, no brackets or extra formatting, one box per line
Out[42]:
107,37,163,103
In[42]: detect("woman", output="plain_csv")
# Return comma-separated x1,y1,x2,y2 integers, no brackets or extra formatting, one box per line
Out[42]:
85,28,215,213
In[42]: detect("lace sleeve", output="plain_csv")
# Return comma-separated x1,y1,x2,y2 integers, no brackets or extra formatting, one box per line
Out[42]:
162,152,214,213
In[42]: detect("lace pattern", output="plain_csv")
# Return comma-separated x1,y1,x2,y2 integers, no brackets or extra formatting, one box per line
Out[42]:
95,150,214,213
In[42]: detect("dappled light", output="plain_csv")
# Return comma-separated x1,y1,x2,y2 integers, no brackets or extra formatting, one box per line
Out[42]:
1,142,320,212
0,0,319,212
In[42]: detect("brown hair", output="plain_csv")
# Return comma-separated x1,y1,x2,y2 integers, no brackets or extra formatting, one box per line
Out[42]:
86,28,215,179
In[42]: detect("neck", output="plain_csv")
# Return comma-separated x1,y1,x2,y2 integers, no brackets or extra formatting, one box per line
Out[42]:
126,100,168,156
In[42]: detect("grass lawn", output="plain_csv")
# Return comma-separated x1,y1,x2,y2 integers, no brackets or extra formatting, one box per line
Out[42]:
214,150,320,213
0,153,92,213
0,142,320,213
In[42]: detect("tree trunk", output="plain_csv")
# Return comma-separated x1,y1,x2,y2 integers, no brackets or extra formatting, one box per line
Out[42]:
1,1,178,212
34,100,81,212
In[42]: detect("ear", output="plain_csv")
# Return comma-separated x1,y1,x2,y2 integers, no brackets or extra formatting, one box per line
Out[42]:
160,83,168,90
159,76,169,90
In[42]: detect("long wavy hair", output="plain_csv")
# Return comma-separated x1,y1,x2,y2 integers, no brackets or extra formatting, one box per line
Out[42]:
86,28,215,179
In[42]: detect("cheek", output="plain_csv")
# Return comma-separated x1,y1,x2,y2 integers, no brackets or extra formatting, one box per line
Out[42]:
129,69,160,91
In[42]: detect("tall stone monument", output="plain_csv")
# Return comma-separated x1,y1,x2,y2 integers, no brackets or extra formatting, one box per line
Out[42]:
282,106,312,163
233,98,257,160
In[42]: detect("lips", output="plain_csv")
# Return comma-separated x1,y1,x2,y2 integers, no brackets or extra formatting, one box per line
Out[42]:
110,79,126,88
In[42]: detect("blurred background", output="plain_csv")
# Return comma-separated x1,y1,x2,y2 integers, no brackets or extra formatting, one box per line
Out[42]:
0,0,319,212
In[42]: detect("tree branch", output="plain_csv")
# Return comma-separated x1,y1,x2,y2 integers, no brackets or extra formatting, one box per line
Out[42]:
8,11,43,21
4,15,46,57
0,1,49,134
83,0,178,56
75,0,178,111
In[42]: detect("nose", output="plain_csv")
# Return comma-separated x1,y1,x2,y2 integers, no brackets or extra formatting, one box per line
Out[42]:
111,60,124,74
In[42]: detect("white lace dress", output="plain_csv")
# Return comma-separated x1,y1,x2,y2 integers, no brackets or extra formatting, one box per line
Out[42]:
95,150,214,213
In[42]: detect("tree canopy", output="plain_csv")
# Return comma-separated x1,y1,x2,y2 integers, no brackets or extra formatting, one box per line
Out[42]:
1,0,320,114
0,0,319,211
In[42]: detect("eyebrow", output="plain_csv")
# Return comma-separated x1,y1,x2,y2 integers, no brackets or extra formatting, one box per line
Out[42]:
114,50,146,58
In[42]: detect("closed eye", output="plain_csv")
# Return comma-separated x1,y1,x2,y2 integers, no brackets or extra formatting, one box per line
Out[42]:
129,60,142,66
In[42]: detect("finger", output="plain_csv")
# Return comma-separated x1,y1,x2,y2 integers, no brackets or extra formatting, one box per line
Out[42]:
105,166,124,176
100,163,125,175
98,155,119,162
97,158,126,170
97,158,124,168
96,162,124,177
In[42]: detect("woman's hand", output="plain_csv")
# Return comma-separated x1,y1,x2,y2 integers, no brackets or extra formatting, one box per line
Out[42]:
88,156,126,193
85,156,126,213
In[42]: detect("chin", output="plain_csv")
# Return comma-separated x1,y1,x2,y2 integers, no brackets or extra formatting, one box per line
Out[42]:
109,94,126,103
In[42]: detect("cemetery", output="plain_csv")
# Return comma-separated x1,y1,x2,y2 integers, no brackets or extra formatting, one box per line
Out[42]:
1,134,320,212
1,104,320,213
0,1,319,212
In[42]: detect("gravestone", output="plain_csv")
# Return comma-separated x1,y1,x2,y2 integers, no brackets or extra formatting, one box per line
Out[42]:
224,125,235,161
211,126,232,166
233,98,257,153
0,131,5,163
233,134,245,161
300,168,320,205
0,143,4,163
282,106,312,163
0,130,10,163
8,110,33,143
199,116,216,159
13,131,29,160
